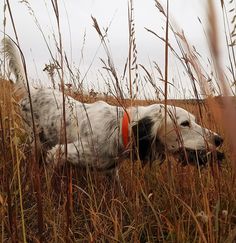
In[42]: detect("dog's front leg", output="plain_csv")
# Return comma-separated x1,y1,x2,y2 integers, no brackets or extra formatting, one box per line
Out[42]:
46,141,99,168
46,144,66,167
46,143,80,167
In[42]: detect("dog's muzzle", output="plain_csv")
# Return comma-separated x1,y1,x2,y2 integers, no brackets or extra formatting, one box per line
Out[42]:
175,148,225,167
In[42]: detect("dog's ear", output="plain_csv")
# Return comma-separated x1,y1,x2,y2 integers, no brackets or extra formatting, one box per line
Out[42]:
132,116,154,165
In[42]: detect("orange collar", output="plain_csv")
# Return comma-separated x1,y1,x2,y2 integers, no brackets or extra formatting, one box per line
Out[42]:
122,111,130,148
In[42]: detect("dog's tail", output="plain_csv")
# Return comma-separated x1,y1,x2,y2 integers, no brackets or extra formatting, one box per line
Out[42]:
1,37,26,86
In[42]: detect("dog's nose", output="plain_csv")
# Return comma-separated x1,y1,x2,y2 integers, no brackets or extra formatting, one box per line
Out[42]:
214,135,223,147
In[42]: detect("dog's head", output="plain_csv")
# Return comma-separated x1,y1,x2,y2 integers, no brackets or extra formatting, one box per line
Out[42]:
132,105,224,167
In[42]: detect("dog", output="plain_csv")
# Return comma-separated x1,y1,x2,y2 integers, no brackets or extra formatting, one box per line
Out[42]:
1,38,224,178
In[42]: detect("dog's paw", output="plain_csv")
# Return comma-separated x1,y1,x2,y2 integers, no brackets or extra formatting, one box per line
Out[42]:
46,145,66,166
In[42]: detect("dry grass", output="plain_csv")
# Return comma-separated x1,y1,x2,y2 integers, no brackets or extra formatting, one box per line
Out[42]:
1,0,236,242
1,78,235,242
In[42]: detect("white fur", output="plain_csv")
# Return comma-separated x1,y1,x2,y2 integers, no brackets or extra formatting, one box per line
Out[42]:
2,38,223,174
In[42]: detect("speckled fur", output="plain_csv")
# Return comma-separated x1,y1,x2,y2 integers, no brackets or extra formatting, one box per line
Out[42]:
2,38,223,174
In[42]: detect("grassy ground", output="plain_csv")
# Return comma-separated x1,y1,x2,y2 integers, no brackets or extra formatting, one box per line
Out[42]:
0,78,235,242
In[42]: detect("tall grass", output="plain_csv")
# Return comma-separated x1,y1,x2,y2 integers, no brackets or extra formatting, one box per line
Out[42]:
1,0,236,242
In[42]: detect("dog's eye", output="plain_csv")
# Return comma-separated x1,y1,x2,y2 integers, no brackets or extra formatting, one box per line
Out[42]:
180,120,190,127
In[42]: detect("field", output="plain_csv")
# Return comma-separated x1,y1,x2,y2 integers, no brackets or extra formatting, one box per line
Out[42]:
1,0,236,242
0,78,235,242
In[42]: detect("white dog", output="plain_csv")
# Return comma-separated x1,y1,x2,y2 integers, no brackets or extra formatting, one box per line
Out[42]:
2,38,224,176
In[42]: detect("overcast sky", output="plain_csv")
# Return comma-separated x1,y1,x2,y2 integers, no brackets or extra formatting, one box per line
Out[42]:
0,0,228,99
